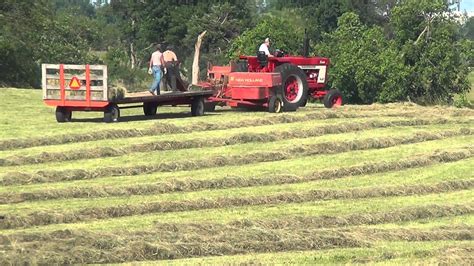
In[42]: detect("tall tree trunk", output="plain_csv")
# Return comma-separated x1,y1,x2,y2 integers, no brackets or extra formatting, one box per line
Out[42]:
130,18,136,69
192,31,207,85
130,42,136,69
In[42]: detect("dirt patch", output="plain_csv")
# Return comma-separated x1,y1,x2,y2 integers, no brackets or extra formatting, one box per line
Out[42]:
1,147,472,204
2,129,471,186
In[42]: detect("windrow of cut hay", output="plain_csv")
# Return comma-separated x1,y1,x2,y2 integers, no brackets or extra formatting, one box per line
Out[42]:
0,117,464,167
2,129,471,186
0,110,374,151
335,103,474,115
436,246,474,265
0,179,472,229
0,220,471,264
2,147,472,204
227,204,473,230
0,106,468,151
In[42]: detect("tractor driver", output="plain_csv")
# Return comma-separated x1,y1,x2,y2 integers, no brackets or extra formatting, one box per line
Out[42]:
258,38,274,57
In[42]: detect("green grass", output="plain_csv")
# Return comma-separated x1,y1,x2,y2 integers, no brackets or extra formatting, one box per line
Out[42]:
1,157,471,216
0,88,473,264
4,190,471,235
1,135,470,194
1,123,469,173
0,116,410,159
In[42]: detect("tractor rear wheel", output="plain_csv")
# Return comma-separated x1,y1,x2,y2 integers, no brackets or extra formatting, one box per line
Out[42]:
300,97,308,107
104,104,120,123
323,89,343,108
274,63,308,111
143,102,158,116
268,95,282,113
55,107,72,123
191,97,205,116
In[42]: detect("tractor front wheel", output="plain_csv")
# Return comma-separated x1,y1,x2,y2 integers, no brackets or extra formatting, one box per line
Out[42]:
55,107,72,123
323,89,343,108
268,95,283,113
104,104,120,123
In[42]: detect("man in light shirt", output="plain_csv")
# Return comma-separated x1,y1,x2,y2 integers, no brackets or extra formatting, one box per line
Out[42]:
258,38,273,57
148,44,165,95
163,46,179,92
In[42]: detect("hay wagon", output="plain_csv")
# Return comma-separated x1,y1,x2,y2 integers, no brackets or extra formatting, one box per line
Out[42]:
42,64,213,123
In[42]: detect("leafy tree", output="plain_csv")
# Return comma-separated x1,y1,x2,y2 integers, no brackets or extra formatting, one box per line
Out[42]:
227,16,304,59
0,0,101,88
391,0,470,104
317,12,410,104
270,0,392,40
461,16,474,41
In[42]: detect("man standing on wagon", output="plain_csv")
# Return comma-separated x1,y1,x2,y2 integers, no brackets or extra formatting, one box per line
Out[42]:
148,44,165,95
163,45,179,92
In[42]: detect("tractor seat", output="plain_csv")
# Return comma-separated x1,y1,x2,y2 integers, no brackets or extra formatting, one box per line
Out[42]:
257,51,268,68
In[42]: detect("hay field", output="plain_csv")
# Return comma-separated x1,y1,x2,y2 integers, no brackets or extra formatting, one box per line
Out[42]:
0,88,473,264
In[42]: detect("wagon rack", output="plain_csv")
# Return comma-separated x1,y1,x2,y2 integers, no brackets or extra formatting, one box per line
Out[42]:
42,64,213,123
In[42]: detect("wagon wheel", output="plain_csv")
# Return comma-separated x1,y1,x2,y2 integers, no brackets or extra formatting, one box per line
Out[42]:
323,89,343,108
191,97,205,116
55,107,72,123
104,104,120,123
143,102,158,116
274,63,309,111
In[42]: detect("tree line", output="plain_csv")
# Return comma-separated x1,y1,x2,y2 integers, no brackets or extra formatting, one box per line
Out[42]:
0,0,472,105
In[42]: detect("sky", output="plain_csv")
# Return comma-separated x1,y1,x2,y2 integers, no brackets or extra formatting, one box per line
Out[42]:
460,0,474,11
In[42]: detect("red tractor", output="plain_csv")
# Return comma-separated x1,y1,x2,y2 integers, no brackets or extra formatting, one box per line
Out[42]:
199,50,342,113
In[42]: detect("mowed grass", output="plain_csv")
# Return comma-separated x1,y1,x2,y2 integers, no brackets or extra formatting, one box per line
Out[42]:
0,88,473,264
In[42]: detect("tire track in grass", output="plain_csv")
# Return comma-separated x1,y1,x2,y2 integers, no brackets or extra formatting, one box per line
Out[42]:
0,218,471,264
1,129,471,186
0,108,461,151
0,179,472,229
0,118,462,167
1,147,472,204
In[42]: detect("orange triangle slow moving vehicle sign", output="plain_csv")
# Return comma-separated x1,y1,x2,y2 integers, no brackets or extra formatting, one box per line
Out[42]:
69,76,81,90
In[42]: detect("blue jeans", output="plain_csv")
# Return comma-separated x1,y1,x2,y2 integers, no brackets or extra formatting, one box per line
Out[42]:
149,66,162,94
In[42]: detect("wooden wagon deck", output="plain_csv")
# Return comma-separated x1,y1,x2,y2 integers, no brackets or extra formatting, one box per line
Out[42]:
114,90,214,104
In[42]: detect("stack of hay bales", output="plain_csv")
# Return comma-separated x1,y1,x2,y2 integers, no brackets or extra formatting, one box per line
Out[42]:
108,85,127,101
